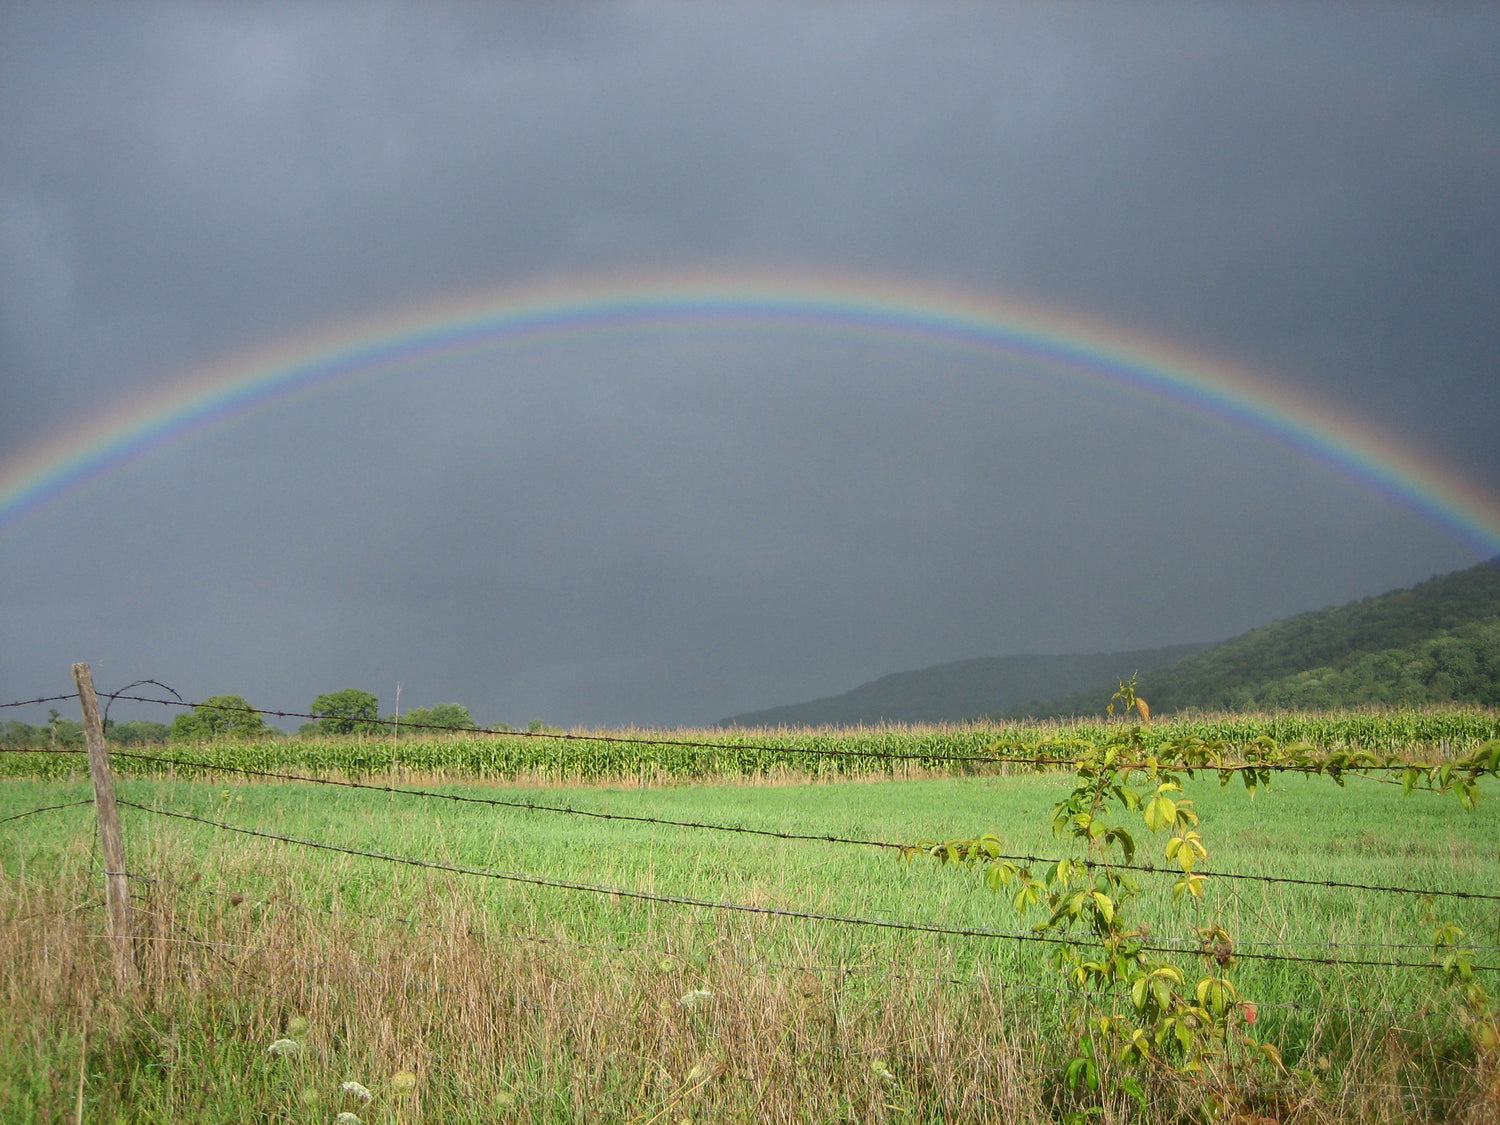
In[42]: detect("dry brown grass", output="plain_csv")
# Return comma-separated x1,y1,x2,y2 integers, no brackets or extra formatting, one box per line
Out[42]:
5,837,1056,1123
4,829,1494,1122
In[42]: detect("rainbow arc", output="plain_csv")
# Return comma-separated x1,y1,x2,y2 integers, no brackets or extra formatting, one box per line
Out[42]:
2,270,1497,554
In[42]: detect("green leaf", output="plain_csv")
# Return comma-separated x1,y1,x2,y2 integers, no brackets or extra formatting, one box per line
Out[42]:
1103,827,1137,865
1090,891,1114,925
1195,976,1235,1015
1172,873,1206,900
1143,794,1176,832
1064,1056,1098,1092
1152,977,1173,1010
1175,1018,1195,1055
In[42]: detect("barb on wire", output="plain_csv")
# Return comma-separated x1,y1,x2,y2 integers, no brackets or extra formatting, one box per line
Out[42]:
115,800,1500,973
106,750,1500,904
0,692,80,709
2,899,104,926
0,798,95,826
101,679,184,725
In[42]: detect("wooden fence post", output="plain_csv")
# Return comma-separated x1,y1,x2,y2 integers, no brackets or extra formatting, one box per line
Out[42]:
72,662,137,985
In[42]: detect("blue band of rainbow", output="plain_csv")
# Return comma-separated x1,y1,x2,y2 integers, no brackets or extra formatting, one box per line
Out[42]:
3,272,1498,554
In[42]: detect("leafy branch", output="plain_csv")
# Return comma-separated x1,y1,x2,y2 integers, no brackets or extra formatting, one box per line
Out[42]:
909,679,1500,1120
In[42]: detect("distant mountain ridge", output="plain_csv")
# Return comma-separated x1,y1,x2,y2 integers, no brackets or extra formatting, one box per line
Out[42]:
718,644,1210,727
1009,555,1500,718
720,557,1500,728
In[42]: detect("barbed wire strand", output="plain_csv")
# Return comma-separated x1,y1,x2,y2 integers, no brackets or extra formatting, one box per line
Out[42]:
156,878,1029,988
115,800,1500,974
100,678,184,725
112,751,911,845
92,752,1500,904
93,695,1079,766
6,746,1496,906
0,798,97,825
101,693,1500,776
0,693,80,709
6,748,1494,904
176,878,1500,957
167,877,1500,978
10,689,1499,775
1,899,104,927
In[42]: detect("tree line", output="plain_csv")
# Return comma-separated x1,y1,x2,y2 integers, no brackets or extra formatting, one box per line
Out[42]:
1,689,492,748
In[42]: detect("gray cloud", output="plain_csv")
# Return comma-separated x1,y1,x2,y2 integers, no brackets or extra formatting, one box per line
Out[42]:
2,2,1496,727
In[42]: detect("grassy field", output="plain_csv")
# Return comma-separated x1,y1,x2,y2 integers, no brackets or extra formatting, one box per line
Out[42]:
3,730,1499,1122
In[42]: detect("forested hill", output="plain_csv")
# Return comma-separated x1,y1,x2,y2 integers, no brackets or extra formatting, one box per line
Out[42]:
1007,556,1500,718
717,644,1209,727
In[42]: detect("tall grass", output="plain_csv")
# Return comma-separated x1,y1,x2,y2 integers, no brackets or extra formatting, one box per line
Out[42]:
4,767,1498,1122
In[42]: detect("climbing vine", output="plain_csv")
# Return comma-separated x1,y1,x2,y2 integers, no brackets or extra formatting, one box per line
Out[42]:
911,679,1500,1121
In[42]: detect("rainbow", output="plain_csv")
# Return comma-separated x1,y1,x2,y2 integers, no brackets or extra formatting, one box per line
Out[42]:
3,270,1499,554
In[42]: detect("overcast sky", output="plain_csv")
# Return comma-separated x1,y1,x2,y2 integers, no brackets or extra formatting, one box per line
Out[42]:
3,3,1497,729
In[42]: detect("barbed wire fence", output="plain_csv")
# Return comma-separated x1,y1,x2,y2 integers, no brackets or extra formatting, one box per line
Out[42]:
4,672,1498,982
17,686,1498,772
8,745,1498,908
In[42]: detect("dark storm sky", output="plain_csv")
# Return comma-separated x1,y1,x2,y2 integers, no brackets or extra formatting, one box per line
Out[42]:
2,3,1497,728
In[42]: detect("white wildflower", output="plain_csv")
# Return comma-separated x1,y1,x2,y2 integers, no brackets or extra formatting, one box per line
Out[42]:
685,1052,725,1085
266,1039,300,1057
676,988,713,1009
340,1080,374,1102
870,1059,897,1085
335,1114,362,1125
390,1070,418,1092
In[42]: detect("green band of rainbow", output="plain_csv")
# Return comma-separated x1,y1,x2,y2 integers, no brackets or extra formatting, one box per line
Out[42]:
3,271,1498,554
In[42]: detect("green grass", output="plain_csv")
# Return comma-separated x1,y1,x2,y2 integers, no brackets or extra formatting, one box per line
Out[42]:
4,761,1498,1122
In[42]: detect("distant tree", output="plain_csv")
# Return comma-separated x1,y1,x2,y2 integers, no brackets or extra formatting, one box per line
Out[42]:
309,688,381,735
2,721,45,748
108,720,173,745
170,695,273,741
400,702,477,732
43,708,84,747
